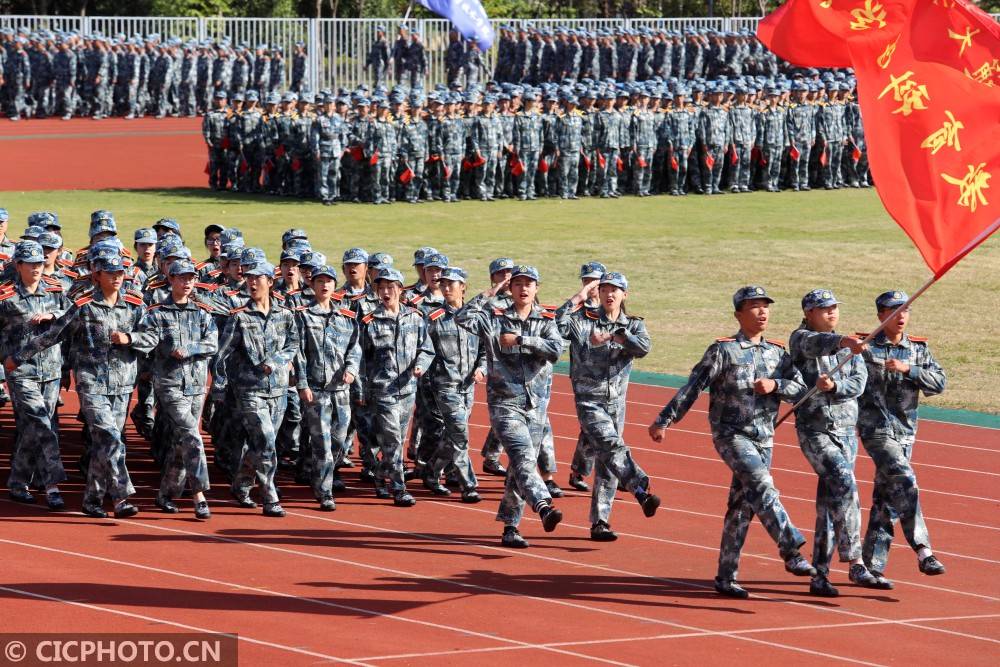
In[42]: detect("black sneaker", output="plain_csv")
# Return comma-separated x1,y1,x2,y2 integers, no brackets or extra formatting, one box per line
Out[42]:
82,502,108,518
46,491,65,511
393,491,416,507
422,478,451,496
568,473,589,492
714,577,749,599
359,468,376,483
194,501,211,520
809,576,840,597
545,479,564,498
232,492,257,508
331,474,346,493
155,496,179,513
482,459,507,476
113,502,139,519
460,489,481,503
263,503,286,517
590,521,618,542
539,504,563,532
374,483,391,499
9,488,36,504
868,570,895,589
919,554,946,576
318,496,336,512
848,563,892,589
784,553,817,577
501,526,529,549
637,491,660,518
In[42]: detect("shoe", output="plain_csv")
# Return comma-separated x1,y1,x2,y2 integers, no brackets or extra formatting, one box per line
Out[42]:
374,483,391,499
849,563,893,589
331,475,346,493
155,496,179,513
393,491,416,507
501,526,529,549
784,553,817,577
359,468,376,483
919,554,946,576
809,576,840,597
482,459,507,476
46,491,65,510
539,504,563,532
263,503,286,517
319,496,337,511
114,503,139,518
545,479,564,498
590,521,618,542
868,570,895,589
9,489,36,504
637,491,660,518
460,489,481,503
232,492,257,509
568,473,589,492
422,478,451,496
194,501,211,520
339,455,355,468
82,502,108,518
714,577,749,599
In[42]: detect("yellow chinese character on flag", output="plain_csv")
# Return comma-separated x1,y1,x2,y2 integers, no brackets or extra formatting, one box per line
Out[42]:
920,111,963,155
948,27,979,57
850,0,887,31
878,71,930,115
941,163,991,212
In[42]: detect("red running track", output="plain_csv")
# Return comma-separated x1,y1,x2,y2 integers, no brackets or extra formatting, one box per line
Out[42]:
0,117,204,191
2,376,999,666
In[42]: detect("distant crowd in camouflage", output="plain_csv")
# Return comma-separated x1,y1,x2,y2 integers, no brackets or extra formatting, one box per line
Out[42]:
0,206,947,600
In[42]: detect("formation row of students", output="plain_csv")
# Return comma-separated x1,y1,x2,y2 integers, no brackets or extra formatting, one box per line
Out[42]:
202,73,869,205
0,207,946,599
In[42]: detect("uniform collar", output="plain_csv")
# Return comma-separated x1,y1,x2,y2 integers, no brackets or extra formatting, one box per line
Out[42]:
734,330,765,348
873,331,911,348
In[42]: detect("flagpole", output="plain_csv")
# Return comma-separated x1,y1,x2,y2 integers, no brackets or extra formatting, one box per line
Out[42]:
401,0,415,28
773,273,939,428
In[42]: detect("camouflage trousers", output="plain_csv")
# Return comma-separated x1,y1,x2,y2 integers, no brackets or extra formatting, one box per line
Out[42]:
761,144,784,190
80,392,136,505
303,388,352,499
798,429,862,575
426,385,478,490
861,435,930,573
575,397,650,525
490,403,553,526
277,387,302,460
349,398,377,473
570,431,595,477
231,392,286,505
596,148,619,196
558,149,580,197
371,393,417,493
789,144,812,189
536,393,557,475
699,144,725,194
130,365,156,435
633,147,654,195
822,140,846,187
715,435,805,581
315,155,342,202
156,387,210,499
409,379,432,464
516,150,540,198
731,144,753,191
208,146,228,189
7,378,64,492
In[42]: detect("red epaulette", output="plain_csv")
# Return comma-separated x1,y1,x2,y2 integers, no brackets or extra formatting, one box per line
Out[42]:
208,268,222,277
195,281,218,292
294,305,308,311
908,335,928,343
409,294,425,305
0,291,15,302
147,303,162,311
271,290,285,301
147,279,167,290
350,292,366,302
540,311,555,319
194,300,214,312
62,269,79,280
0,253,11,262
75,246,89,257
361,312,374,324
225,289,241,297
332,289,346,300
121,248,133,258
339,307,357,319
195,260,209,270
57,258,74,268
766,338,786,349
571,302,583,312
230,305,248,315
716,337,736,342
492,307,506,316
74,257,89,267
540,303,558,311
75,294,94,307
42,274,59,284
45,284,64,293
854,332,870,338
428,307,446,321
584,309,599,320
124,294,145,307
286,288,302,296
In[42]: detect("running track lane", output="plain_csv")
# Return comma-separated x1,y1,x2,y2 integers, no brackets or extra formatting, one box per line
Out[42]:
1,375,997,666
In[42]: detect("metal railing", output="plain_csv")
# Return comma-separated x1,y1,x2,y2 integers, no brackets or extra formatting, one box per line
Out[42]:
4,13,1000,91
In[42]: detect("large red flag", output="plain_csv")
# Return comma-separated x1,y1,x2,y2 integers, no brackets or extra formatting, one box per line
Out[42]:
758,0,1000,277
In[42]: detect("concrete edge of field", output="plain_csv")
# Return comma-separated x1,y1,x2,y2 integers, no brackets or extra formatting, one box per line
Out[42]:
551,361,1000,430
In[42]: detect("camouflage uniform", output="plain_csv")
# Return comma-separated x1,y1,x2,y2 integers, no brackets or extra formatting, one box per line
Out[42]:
455,289,563,527
699,101,732,195
654,323,808,583
789,320,867,576
858,327,945,573
556,107,584,198
785,98,816,190
555,295,653,525
311,108,348,204
727,99,756,192
512,107,543,199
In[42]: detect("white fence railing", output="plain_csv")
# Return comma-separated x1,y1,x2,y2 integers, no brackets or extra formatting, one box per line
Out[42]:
4,13,1000,91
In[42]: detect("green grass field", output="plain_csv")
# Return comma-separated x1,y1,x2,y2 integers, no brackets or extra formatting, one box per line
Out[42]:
3,187,997,414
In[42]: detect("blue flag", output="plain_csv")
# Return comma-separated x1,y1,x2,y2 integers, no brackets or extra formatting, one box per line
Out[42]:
416,0,494,51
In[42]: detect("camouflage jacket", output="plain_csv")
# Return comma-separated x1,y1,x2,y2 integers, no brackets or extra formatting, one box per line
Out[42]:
0,278,70,382
425,302,486,390
358,304,435,399
128,296,219,395
654,331,806,444
789,325,867,435
555,301,651,402
455,293,563,409
857,331,946,441
293,302,361,393
213,299,299,398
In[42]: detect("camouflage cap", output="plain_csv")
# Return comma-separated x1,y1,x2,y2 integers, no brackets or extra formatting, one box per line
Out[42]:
299,250,327,270
14,240,46,263
488,257,514,274
374,267,405,285
243,261,275,278
281,228,308,245
733,285,774,309
413,246,438,266
240,247,267,267
368,252,393,270
440,266,467,283
511,264,540,283
154,217,181,233
311,264,338,281
875,290,909,310
221,241,246,261
88,212,117,237
579,261,607,280
37,231,63,249
801,288,840,311
21,225,46,240
0,208,7,223
599,271,628,291
168,259,198,276
422,252,449,269
134,227,158,245
94,255,126,272
342,247,369,264
166,245,193,260
28,211,59,228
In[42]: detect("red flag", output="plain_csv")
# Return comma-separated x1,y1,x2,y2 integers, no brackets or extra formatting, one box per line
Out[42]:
221,137,231,150
730,147,739,166
538,157,549,174
263,158,274,174
670,154,679,171
204,161,211,175
468,153,486,168
852,145,862,163
597,151,607,170
819,149,828,167
350,145,364,162
274,144,286,158
238,158,249,175
290,157,302,172
444,163,452,179
510,157,525,177
637,155,648,169
399,166,414,183
751,145,765,166
789,145,801,161
616,156,624,173
370,150,379,166
581,149,591,171
703,153,714,170
758,0,1000,277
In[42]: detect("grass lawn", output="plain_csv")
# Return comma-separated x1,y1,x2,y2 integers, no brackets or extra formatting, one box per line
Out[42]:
2,187,997,414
